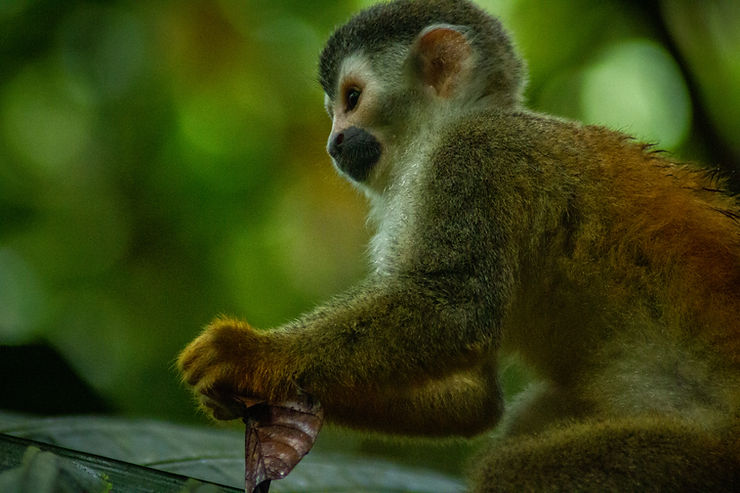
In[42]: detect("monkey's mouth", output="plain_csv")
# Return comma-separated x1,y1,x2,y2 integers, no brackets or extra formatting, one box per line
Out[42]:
328,126,382,182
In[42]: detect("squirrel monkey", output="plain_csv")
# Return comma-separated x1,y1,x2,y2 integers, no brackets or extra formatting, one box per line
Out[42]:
179,0,739,490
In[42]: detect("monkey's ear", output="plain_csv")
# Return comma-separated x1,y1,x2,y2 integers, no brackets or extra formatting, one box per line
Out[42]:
411,25,473,98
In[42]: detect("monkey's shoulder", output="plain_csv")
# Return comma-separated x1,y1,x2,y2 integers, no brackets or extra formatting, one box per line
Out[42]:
436,110,629,161
426,110,606,189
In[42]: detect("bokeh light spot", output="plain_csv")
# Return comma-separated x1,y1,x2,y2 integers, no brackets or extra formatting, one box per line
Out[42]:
58,5,149,101
0,248,47,343
581,40,691,149
1,66,93,178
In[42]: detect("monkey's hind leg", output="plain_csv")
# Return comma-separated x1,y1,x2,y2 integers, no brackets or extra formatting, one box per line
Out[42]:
469,416,738,492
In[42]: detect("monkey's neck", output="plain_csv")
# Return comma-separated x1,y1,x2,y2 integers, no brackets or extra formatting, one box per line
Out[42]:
365,146,429,275
367,187,409,275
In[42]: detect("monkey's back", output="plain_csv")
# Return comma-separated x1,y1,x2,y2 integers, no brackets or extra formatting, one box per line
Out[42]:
432,110,740,424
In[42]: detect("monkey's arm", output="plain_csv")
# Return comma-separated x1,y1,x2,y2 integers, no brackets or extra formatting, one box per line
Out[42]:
178,272,504,435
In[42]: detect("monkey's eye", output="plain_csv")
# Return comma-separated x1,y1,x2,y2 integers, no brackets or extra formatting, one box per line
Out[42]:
345,88,361,112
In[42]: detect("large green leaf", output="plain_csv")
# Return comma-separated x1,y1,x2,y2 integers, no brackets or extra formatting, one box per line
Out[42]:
0,434,237,493
0,413,464,492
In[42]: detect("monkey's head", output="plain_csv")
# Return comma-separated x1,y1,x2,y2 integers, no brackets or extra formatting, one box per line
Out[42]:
319,0,526,192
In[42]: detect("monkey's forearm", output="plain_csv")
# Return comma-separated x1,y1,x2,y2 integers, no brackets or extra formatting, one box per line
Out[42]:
276,276,498,399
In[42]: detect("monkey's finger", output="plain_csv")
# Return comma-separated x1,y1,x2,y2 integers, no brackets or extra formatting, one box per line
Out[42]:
178,345,224,386
177,340,207,374
177,323,226,373
180,358,210,386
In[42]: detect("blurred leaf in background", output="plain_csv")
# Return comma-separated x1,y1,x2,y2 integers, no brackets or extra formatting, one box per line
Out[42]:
0,0,737,478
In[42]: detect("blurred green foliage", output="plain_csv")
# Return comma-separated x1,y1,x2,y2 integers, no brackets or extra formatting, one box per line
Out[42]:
0,0,737,462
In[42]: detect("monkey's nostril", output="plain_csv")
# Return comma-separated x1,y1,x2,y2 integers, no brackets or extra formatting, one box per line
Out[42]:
329,132,344,158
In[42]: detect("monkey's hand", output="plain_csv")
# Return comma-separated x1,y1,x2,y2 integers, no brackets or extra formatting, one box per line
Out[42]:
177,317,297,420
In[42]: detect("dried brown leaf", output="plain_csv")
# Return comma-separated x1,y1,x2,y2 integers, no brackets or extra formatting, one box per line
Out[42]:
237,395,324,493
